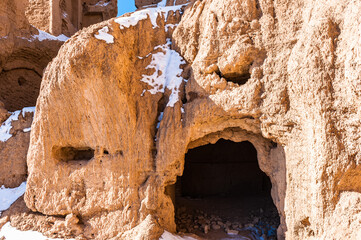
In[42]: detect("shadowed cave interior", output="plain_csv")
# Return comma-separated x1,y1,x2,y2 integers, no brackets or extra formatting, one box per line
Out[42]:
173,139,280,239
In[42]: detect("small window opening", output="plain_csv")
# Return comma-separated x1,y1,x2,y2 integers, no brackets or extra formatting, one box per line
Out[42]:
17,77,26,86
53,146,94,162
221,72,251,85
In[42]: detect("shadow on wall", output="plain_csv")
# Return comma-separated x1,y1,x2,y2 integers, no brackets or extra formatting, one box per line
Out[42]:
180,139,271,197
0,46,61,111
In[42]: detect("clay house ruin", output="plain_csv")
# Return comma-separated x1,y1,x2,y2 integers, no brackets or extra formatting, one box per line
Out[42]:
27,0,117,37
1,0,361,240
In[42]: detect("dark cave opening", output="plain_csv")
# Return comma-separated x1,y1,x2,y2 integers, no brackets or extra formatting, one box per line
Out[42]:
52,146,95,162
174,139,279,239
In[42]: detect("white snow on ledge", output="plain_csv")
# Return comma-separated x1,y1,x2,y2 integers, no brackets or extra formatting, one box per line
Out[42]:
141,39,186,107
0,107,35,142
159,231,197,240
114,4,185,30
22,107,36,118
0,182,26,215
94,1,111,7
0,111,21,142
95,3,186,44
25,30,69,42
94,26,114,43
0,222,74,240
23,127,31,133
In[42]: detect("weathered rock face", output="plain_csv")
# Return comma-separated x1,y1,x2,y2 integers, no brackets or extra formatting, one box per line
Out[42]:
24,4,187,239
0,108,34,188
22,0,361,240
0,0,117,201
0,0,66,111
0,0,64,189
26,0,118,37
174,0,361,239
0,102,10,124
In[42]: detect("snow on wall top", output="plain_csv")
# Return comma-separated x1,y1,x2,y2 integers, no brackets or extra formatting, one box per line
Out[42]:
26,29,69,42
0,222,74,240
141,39,186,107
0,182,26,214
94,3,186,43
95,26,114,43
159,231,197,240
0,107,35,142
114,4,184,30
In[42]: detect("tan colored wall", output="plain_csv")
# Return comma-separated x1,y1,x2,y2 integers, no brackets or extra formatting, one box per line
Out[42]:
7,0,361,239
25,0,51,33
26,0,117,37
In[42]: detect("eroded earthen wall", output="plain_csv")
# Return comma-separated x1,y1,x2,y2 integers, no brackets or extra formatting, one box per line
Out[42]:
25,0,51,33
18,0,361,240
26,0,118,37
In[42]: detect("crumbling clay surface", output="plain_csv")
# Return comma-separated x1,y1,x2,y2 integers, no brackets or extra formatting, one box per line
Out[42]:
0,109,34,188
26,0,118,37
12,0,361,240
0,102,10,124
174,0,361,239
0,0,66,111
24,4,188,239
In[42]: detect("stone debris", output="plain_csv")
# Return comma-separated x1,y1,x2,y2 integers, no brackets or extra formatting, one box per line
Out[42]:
175,206,278,239
226,229,239,235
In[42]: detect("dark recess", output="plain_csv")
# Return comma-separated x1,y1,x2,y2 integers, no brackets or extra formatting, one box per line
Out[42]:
223,72,251,85
179,139,271,197
53,146,95,162
17,77,26,86
215,71,251,85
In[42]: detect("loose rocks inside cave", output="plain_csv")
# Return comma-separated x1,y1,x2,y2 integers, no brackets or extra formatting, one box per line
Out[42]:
174,139,280,239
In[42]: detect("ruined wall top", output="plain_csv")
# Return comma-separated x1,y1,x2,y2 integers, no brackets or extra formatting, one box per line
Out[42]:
135,0,192,9
26,0,117,37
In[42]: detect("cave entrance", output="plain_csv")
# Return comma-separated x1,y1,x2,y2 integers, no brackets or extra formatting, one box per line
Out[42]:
174,139,279,239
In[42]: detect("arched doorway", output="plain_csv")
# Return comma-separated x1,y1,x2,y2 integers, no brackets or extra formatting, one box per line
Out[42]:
175,139,279,239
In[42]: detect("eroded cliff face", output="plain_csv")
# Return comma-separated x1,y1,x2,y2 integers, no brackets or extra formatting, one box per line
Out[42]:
0,0,66,112
0,0,117,232
0,0,66,193
174,0,361,239
23,4,187,239
26,0,118,37
12,0,361,239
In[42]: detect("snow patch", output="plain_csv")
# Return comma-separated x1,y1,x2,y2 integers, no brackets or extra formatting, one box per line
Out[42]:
157,0,167,7
159,231,197,240
94,26,114,44
21,107,35,118
114,5,185,30
0,107,35,142
95,1,111,7
141,39,185,107
0,111,21,142
165,23,178,31
23,128,31,133
0,222,73,240
28,30,69,42
0,182,26,215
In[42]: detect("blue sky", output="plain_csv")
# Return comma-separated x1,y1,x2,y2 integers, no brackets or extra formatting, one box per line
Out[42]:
117,0,136,16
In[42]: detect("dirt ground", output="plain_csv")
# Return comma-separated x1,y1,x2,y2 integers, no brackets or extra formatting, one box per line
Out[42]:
175,194,279,240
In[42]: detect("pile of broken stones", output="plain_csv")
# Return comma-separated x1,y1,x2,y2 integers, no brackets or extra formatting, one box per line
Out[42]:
175,206,278,240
